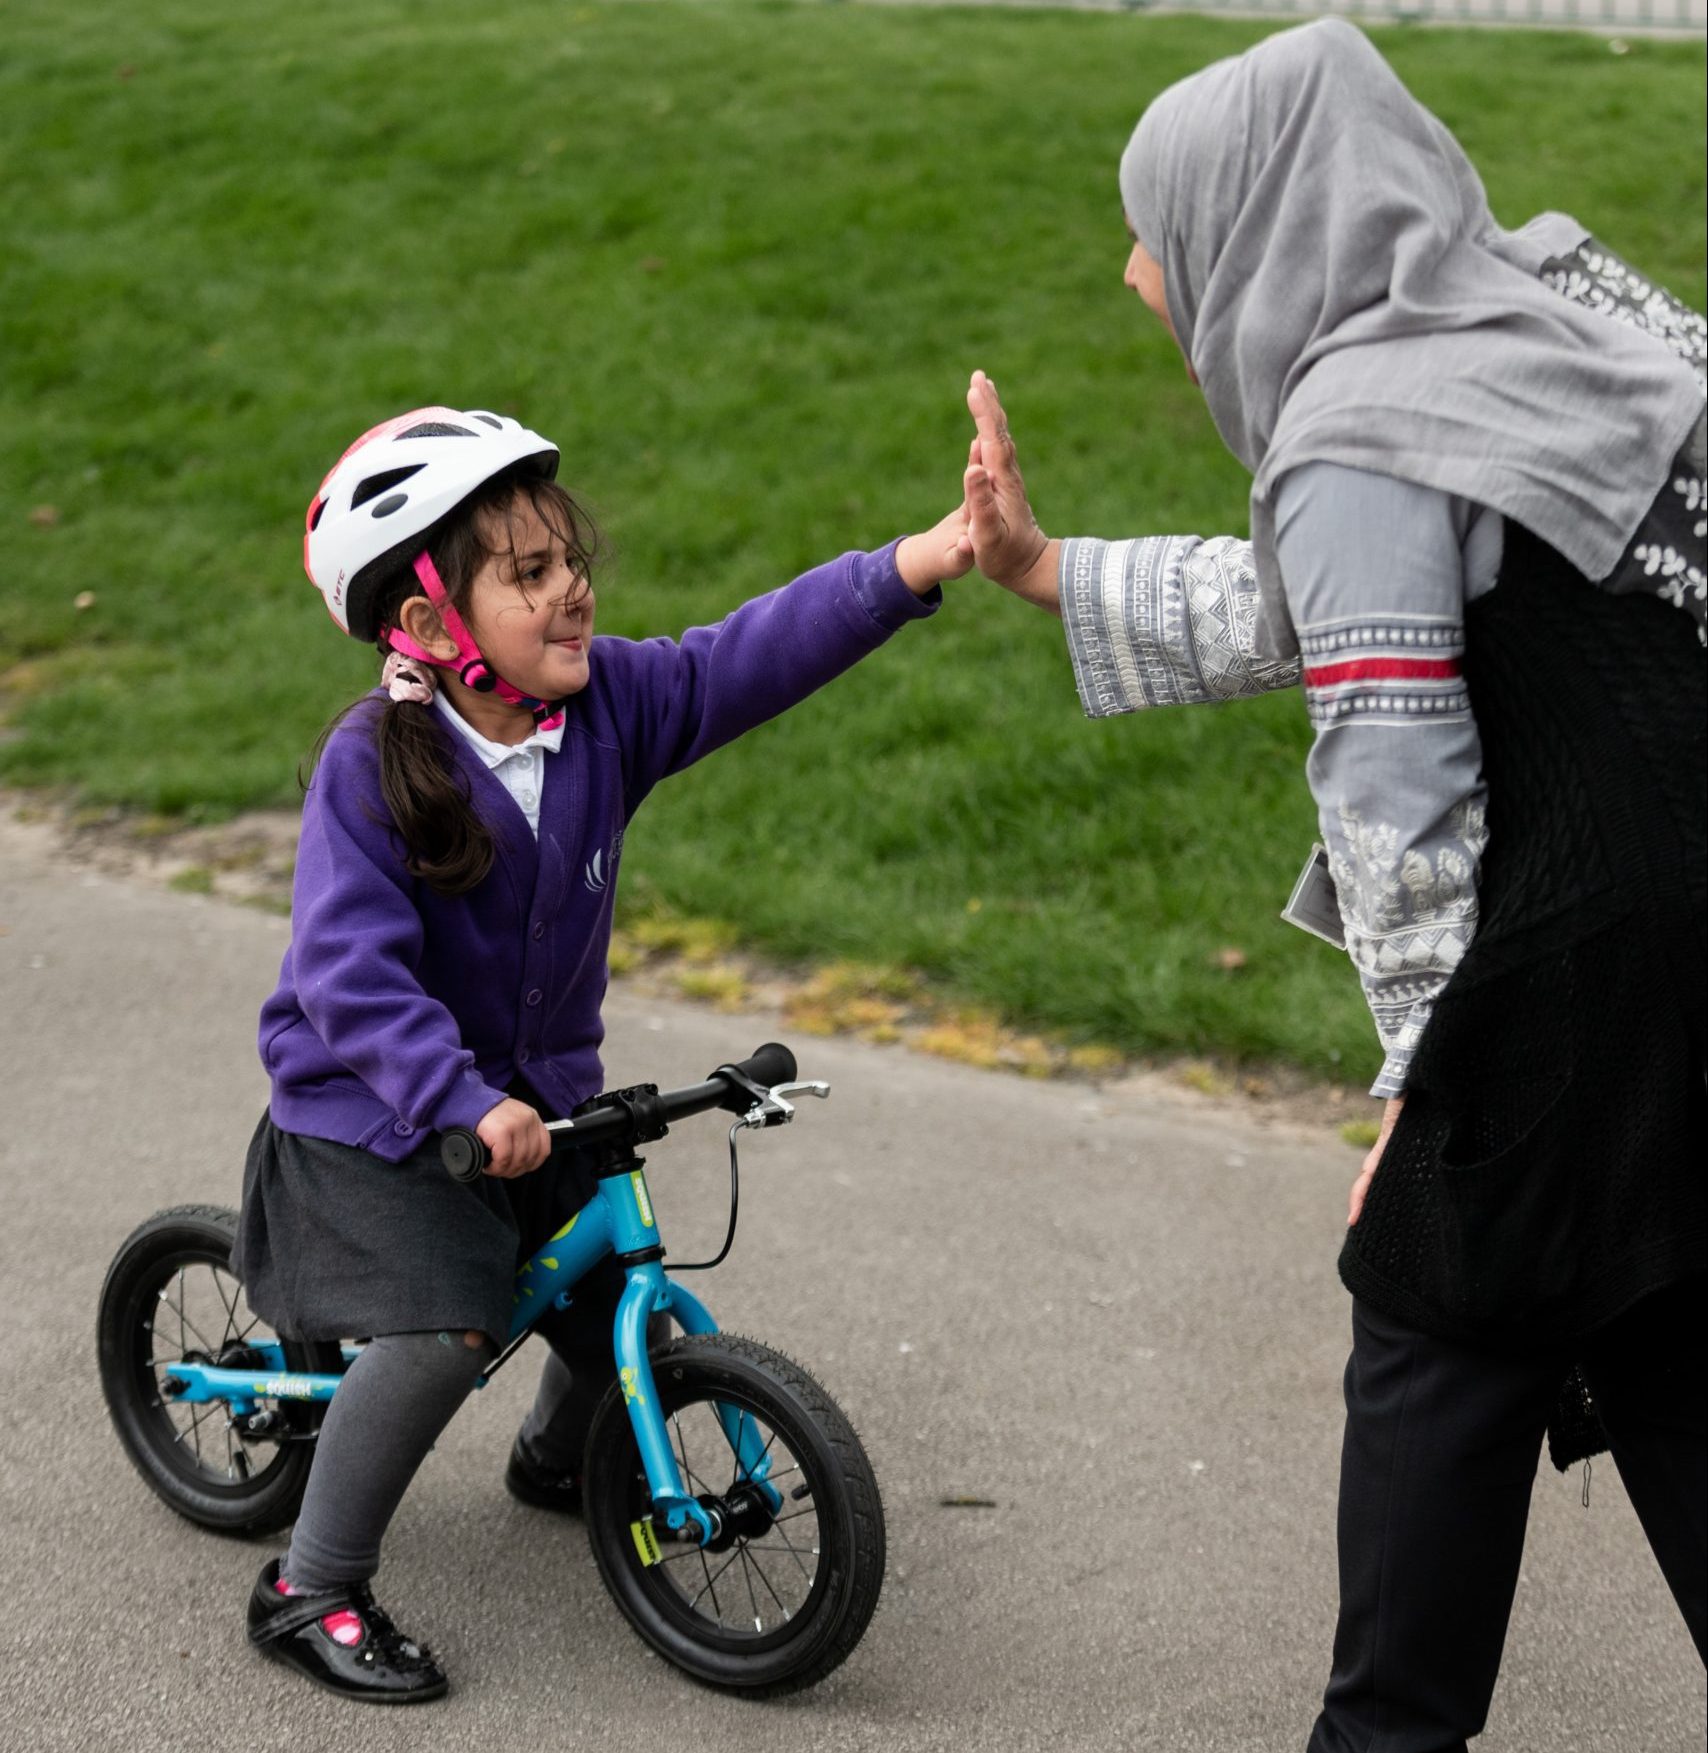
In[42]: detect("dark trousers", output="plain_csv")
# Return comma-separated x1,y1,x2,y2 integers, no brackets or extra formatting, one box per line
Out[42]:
1308,1288,1706,1753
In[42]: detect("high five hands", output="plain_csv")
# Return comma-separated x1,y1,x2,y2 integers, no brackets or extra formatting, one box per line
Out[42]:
898,369,1059,607
963,371,1062,615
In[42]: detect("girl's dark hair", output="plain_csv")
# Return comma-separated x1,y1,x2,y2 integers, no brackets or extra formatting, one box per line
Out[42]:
307,467,601,896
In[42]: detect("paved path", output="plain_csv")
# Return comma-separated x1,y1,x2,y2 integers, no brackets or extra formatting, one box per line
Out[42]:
0,816,1700,1752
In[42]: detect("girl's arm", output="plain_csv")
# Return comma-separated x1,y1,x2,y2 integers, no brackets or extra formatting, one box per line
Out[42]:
962,372,1300,712
290,723,511,1136
605,507,970,809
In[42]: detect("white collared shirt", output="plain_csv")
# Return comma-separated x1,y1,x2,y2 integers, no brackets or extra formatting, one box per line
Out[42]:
432,692,565,838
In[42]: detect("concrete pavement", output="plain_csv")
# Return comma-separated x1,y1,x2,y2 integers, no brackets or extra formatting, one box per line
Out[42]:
0,814,1700,1752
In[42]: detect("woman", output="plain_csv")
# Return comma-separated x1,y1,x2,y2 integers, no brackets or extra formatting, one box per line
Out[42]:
960,20,1704,1749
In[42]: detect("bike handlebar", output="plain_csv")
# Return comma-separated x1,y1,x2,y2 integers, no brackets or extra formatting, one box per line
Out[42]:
439,1041,800,1183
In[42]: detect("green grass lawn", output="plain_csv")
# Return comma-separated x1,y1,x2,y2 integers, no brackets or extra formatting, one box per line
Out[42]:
3,1,1703,1084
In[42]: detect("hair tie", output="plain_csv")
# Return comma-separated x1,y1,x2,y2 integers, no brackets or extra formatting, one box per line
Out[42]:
382,649,438,705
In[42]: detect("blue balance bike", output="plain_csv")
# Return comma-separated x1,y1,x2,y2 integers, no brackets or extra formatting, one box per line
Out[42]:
96,1042,885,1693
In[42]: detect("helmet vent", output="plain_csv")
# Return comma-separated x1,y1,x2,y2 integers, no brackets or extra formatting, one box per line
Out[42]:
396,420,476,440
369,493,410,518
472,413,503,429
351,464,426,508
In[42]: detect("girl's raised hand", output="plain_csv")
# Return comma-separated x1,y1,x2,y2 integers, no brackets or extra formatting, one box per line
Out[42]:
964,371,1061,615
476,1096,552,1178
895,501,976,596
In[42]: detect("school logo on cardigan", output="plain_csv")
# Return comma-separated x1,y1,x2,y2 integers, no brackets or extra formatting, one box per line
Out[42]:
584,826,625,895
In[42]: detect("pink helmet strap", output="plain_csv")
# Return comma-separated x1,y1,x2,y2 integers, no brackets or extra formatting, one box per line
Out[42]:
387,552,566,730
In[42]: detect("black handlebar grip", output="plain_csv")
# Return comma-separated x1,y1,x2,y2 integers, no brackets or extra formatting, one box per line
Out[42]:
727,1041,797,1091
441,1127,490,1183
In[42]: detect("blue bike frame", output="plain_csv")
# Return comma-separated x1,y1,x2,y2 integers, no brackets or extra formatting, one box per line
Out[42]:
163,1160,776,1548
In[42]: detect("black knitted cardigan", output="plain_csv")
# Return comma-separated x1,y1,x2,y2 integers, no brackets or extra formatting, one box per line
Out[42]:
1338,525,1706,1467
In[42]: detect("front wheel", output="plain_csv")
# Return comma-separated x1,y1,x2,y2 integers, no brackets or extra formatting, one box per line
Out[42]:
96,1204,344,1536
582,1333,885,1694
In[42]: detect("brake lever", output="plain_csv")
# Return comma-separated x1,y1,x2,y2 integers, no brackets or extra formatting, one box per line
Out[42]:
735,1079,832,1131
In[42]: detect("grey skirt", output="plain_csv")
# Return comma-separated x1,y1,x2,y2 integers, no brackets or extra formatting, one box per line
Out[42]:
231,1109,598,1344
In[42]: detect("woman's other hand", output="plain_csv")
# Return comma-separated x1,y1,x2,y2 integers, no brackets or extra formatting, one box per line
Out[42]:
964,370,1061,615
895,500,976,595
1348,1096,1405,1225
476,1097,552,1178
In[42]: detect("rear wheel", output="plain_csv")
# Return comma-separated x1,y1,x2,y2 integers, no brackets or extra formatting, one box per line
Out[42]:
96,1204,344,1536
582,1333,885,1694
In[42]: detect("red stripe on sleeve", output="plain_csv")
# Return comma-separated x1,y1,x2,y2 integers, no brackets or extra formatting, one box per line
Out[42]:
1304,657,1463,688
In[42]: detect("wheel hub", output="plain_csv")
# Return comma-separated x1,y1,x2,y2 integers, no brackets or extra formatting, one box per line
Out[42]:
697,1481,776,1551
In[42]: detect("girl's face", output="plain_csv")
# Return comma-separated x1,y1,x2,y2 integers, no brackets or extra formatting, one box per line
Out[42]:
460,493,596,709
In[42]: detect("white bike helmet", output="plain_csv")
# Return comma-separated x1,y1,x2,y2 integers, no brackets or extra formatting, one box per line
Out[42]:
303,406,559,642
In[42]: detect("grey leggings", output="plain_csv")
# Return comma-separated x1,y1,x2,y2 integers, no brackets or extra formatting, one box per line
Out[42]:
282,1331,497,1593
281,1299,670,1593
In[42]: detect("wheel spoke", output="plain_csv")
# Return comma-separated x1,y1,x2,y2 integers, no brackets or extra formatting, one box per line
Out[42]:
687,1546,743,1615
211,1269,243,1345
172,1399,212,1460
736,1543,764,1633
765,1520,818,1587
736,1422,782,1490
725,1408,749,1494
671,1412,717,1497
157,1280,221,1359
739,1542,795,1620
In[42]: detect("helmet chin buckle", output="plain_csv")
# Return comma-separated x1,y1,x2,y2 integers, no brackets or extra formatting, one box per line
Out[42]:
394,553,566,728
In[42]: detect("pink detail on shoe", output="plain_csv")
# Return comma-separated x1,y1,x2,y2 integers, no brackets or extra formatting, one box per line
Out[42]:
323,1610,365,1647
276,1572,364,1645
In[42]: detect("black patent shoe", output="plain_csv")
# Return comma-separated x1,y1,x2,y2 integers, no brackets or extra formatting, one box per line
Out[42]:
246,1558,448,1703
504,1436,584,1514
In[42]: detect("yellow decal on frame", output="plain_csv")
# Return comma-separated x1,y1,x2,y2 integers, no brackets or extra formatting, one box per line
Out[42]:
629,1519,663,1567
630,1171,655,1228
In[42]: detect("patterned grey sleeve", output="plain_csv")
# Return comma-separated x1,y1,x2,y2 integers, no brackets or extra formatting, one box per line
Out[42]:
1060,533,1302,717
1278,465,1491,1100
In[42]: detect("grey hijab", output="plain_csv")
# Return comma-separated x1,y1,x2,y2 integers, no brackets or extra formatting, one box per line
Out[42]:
1118,19,1704,660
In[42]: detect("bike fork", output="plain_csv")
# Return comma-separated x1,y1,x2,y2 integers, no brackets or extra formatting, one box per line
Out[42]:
613,1265,782,1545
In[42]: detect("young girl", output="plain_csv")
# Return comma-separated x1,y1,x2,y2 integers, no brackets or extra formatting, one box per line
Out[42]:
233,405,972,1701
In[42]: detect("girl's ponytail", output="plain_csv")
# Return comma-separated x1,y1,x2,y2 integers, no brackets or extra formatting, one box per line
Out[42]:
373,693,495,895
303,681,497,897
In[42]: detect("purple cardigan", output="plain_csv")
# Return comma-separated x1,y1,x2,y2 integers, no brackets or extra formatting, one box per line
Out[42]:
260,543,937,1159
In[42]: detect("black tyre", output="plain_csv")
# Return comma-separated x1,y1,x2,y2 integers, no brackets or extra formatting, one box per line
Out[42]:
96,1204,344,1536
582,1333,885,1694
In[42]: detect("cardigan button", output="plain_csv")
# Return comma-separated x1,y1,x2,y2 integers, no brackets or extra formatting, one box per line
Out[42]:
526,989,543,1007
393,1120,412,1137
517,1048,531,1065
531,922,545,941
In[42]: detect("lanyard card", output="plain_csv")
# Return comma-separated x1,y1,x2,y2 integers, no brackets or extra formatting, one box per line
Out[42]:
1281,843,1346,950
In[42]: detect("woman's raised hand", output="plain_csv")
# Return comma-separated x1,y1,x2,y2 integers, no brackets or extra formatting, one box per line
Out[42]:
964,371,1061,615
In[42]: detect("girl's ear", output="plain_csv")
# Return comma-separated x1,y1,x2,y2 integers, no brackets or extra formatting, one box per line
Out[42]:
396,594,459,661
